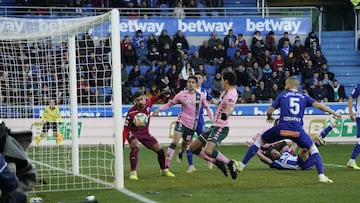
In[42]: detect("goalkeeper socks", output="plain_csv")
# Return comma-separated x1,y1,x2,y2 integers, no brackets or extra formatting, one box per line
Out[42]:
350,143,360,159
242,144,259,165
186,147,193,166
130,147,139,171
311,152,324,174
157,148,166,170
320,125,333,138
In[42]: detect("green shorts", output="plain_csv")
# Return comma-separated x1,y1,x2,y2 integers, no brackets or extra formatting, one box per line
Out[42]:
174,121,196,142
205,126,229,146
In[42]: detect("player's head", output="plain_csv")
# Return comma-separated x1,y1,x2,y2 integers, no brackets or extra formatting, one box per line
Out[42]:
263,147,281,161
221,71,237,88
194,71,203,87
285,77,299,90
187,76,198,91
133,91,146,109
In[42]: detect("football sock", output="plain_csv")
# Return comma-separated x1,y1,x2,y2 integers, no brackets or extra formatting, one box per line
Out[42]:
350,143,360,160
241,144,259,165
157,148,166,170
166,143,177,168
311,153,324,174
320,125,333,138
130,146,139,171
186,147,194,166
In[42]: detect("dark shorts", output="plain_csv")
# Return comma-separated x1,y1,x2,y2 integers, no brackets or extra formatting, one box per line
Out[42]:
206,126,229,146
174,122,196,142
356,118,360,138
127,131,158,149
42,122,58,133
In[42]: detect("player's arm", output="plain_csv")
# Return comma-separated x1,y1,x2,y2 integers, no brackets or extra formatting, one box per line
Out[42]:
348,96,355,120
122,114,132,144
153,93,179,115
203,99,214,122
266,106,276,123
256,151,273,165
312,102,341,119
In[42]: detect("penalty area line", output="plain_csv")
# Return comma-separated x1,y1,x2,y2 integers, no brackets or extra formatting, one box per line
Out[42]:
120,188,158,203
323,163,346,168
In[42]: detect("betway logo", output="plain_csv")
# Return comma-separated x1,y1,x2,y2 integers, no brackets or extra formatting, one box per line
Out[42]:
0,19,67,34
246,19,301,34
120,21,165,36
0,21,24,34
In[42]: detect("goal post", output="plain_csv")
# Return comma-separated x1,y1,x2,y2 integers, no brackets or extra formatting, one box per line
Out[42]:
0,9,123,192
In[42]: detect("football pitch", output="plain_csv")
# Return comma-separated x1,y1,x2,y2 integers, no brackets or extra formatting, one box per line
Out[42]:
33,144,360,203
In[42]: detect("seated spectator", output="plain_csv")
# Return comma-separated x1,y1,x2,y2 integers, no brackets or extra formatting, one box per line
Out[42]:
234,64,249,87
262,63,272,81
174,73,187,93
159,43,173,65
121,36,132,52
269,83,281,102
251,31,264,49
173,0,185,19
172,30,189,51
158,30,172,52
235,33,249,55
254,80,270,103
244,52,257,69
299,50,311,69
231,50,244,69
251,40,265,63
321,73,333,86
181,62,195,80
154,62,167,84
308,41,321,59
223,29,237,49
292,39,305,59
123,44,137,66
213,43,226,72
312,81,330,102
277,31,290,53
144,67,156,89
258,50,273,68
128,65,144,87
199,40,214,64
265,31,276,54
248,62,262,87
319,63,335,81
202,74,212,91
147,34,159,50
241,86,252,103
166,64,179,89
121,64,129,87
197,64,208,78
305,31,319,49
226,41,238,59
280,40,291,58
190,51,205,70
272,54,285,72
136,41,152,66
301,61,315,87
331,79,347,102
312,50,327,72
148,45,161,66
133,30,146,49
267,71,281,89
147,84,161,103
284,51,300,76
208,32,223,49
211,72,222,98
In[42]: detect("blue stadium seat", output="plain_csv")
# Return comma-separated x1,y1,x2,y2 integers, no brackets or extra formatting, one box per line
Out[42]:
159,4,171,17
125,65,133,74
237,86,245,94
130,87,140,95
205,65,216,76
139,65,150,76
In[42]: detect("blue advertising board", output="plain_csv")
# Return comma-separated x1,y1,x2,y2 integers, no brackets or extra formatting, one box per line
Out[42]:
0,103,347,118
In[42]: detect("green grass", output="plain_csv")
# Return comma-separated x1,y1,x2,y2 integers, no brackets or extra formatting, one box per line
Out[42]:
32,144,360,203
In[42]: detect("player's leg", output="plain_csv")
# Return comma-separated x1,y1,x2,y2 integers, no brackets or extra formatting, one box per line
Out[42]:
35,122,49,146
53,122,64,145
166,129,181,170
347,118,360,169
316,116,338,145
143,135,175,177
128,137,140,180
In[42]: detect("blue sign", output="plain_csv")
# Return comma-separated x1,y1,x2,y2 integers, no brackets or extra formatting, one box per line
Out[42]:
0,103,349,118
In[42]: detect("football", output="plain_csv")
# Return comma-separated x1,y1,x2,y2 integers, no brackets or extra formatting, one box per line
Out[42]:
133,113,148,127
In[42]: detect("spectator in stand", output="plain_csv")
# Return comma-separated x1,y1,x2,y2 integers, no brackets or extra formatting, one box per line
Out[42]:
277,31,290,53
331,79,347,102
305,31,320,49
199,40,214,64
280,40,291,58
254,80,270,103
172,43,185,67
128,65,144,87
166,64,179,89
147,34,158,51
284,51,300,76
321,73,333,86
148,45,161,66
213,43,227,72
248,62,263,87
292,39,305,59
197,64,208,78
299,50,311,69
211,72,222,98
147,84,161,103
267,71,281,89
269,83,281,102
223,29,237,49
312,81,330,102
312,50,327,72
154,62,167,84
123,43,137,66
308,41,321,59
173,0,185,19
251,31,264,50
174,73,187,93
208,32,223,50
121,64,129,87
231,50,244,68
226,41,238,60
279,70,290,90
133,30,146,49
172,30,189,51
121,36,132,52
159,43,173,65
252,40,266,63
244,52,257,69
235,33,249,55
181,62,195,81
158,30,172,52
136,41,152,66
302,61,315,87
202,74,212,91
272,54,285,72
319,63,335,81
258,50,273,68
262,63,272,81
234,64,249,87
189,51,205,70
265,31,277,54
144,67,156,89
241,86,252,103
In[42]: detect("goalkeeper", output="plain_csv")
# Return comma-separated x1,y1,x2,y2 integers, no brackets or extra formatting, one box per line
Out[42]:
35,99,64,146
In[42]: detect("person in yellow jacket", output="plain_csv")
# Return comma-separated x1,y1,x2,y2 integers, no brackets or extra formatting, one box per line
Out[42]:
35,100,64,146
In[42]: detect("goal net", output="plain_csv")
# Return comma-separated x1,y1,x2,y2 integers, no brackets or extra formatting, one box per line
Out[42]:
0,9,123,192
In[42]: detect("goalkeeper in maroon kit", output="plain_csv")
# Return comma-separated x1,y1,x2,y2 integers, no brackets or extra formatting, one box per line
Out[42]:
123,91,175,180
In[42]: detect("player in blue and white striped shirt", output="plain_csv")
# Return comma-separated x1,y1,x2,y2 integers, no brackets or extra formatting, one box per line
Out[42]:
347,83,360,169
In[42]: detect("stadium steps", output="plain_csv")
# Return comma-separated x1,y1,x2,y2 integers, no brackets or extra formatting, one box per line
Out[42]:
321,31,359,96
